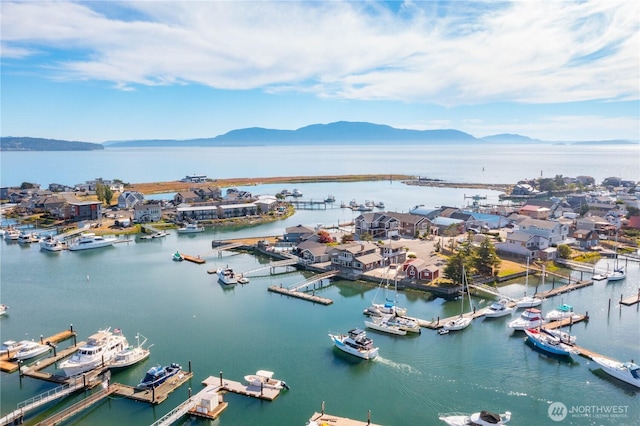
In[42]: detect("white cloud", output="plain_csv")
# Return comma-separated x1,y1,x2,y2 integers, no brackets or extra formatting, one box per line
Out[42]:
1,0,638,106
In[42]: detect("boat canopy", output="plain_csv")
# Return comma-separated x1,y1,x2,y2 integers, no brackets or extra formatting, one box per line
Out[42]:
256,370,274,379
479,410,502,424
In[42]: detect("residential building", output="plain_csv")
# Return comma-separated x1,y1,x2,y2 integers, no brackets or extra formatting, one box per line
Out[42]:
118,191,145,209
403,259,439,282
134,203,162,223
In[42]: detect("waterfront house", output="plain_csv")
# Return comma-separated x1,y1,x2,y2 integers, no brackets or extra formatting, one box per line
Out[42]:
354,212,399,239
329,242,382,273
176,204,218,221
193,187,222,200
403,259,440,282
495,231,545,260
118,191,145,209
572,229,600,249
518,204,550,220
68,201,102,222
174,191,200,205
217,202,258,218
296,240,331,264
283,225,316,243
575,215,612,234
134,203,162,223
378,241,406,266
388,212,431,237
255,195,279,213
516,217,569,245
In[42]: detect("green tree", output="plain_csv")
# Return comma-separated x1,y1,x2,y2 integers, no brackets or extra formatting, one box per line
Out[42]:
444,251,473,284
557,244,572,259
473,236,501,275
95,183,105,202
103,186,113,205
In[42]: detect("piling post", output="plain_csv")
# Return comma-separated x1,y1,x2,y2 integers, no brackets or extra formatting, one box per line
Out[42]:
40,335,43,344
188,360,192,373
152,386,156,403
552,277,555,289
322,401,325,415
260,381,264,397
219,371,223,386
188,387,192,398
621,294,623,303
368,410,371,425
608,298,611,316
437,316,440,326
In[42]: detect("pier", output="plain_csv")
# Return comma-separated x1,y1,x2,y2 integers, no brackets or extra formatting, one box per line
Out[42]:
620,289,640,306
308,402,381,426
534,279,593,299
268,270,339,305
178,253,206,264
288,199,330,210
541,314,589,330
151,379,227,426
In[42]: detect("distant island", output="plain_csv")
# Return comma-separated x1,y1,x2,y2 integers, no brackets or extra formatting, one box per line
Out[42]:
2,121,637,150
0,137,104,151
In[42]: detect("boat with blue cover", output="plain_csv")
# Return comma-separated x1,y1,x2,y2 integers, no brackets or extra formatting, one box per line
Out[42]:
138,363,181,389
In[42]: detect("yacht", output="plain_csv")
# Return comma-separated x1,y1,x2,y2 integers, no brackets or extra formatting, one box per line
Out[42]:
3,229,21,241
177,223,204,233
329,328,379,360
483,299,515,318
40,236,65,252
109,333,151,370
217,267,239,285
18,232,40,244
592,357,640,388
59,328,129,376
508,308,545,331
68,233,116,251
439,410,512,425
1,340,27,354
364,315,407,335
12,340,51,361
544,304,576,321
385,315,422,334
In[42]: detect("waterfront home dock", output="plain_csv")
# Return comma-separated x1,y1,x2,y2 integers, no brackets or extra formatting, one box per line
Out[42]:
541,314,589,331
33,385,118,426
206,373,285,401
620,289,640,306
268,285,334,305
308,402,380,426
110,370,194,404
0,329,77,373
534,279,593,299
180,253,206,264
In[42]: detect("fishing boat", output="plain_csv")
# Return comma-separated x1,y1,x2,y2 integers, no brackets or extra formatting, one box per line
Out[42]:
439,410,512,425
244,370,290,390
524,328,577,356
328,328,379,360
544,303,576,321
217,267,239,285
483,299,514,318
12,340,51,361
59,328,129,376
138,363,182,389
177,222,204,233
364,315,407,336
514,258,542,308
508,308,545,331
592,357,640,388
109,333,151,370
68,233,117,251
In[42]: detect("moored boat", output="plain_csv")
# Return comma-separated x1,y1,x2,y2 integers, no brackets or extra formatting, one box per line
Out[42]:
18,232,40,244
592,357,640,388
439,410,512,425
138,363,181,389
364,315,407,336
1,340,27,354
483,299,514,318
385,314,421,334
177,222,204,233
607,266,626,282
109,333,151,370
524,328,576,357
217,267,238,285
0,304,8,316
508,308,545,331
329,328,379,360
59,328,129,376
442,315,472,332
3,229,21,241
68,233,116,251
544,303,575,321
244,370,290,390
173,251,184,261
12,340,51,361
39,235,65,251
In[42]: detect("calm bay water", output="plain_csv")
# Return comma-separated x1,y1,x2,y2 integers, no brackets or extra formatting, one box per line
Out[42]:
1,144,639,425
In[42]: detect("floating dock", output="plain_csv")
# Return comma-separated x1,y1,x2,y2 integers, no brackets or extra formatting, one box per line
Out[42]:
620,289,640,306
268,285,333,305
180,253,206,264
110,370,193,404
0,329,77,373
541,314,588,330
534,280,593,299
308,402,381,426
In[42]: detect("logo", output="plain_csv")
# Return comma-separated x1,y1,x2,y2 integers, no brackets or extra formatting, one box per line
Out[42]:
548,401,567,422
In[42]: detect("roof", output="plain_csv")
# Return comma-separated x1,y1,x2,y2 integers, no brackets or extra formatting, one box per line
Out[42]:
356,253,383,264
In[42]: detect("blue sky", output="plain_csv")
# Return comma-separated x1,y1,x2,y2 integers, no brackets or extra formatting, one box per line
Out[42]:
1,0,638,143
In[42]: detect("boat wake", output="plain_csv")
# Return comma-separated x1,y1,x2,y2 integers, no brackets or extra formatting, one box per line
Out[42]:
374,356,421,375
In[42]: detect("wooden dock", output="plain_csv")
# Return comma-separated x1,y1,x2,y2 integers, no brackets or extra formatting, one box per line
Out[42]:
308,402,381,426
202,374,286,401
110,370,193,404
35,385,118,426
620,289,640,306
268,285,333,305
180,253,206,264
534,280,593,299
541,314,588,330
0,329,77,373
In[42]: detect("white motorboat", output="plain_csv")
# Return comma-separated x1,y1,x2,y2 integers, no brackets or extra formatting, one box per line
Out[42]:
68,233,116,251
109,333,151,370
0,304,8,316
439,410,512,425
40,236,65,252
592,357,640,388
329,328,379,360
544,303,576,321
508,308,545,331
1,340,27,354
244,370,290,390
217,267,239,285
385,314,421,334
18,232,40,244
3,229,21,241
524,328,577,357
364,315,407,335
483,299,514,318
292,189,303,197
59,328,128,376
177,222,204,233
12,340,51,361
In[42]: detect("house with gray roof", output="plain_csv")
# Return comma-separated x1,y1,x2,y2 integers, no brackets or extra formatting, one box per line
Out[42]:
118,191,144,209
283,225,316,242
296,240,331,264
516,218,569,245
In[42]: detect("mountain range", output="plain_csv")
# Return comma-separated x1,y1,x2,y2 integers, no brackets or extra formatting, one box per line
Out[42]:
1,121,636,150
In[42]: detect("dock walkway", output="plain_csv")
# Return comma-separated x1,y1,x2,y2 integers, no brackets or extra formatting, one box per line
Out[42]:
150,381,226,426
534,280,593,299
35,385,117,426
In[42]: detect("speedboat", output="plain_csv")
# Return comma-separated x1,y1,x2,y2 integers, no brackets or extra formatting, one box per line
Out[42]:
177,223,204,233
329,328,379,360
364,316,407,335
0,304,8,316
442,315,472,331
138,363,181,389
68,233,116,251
439,410,511,425
12,340,51,361
1,340,27,354
524,328,576,356
59,328,129,376
592,357,640,388
109,334,151,370
484,300,515,318
217,267,238,285
508,308,545,331
40,235,65,251
544,304,575,321
244,370,289,390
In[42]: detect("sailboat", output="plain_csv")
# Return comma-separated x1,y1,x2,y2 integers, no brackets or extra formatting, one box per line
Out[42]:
363,268,407,317
515,258,542,308
441,266,472,332
607,232,626,281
